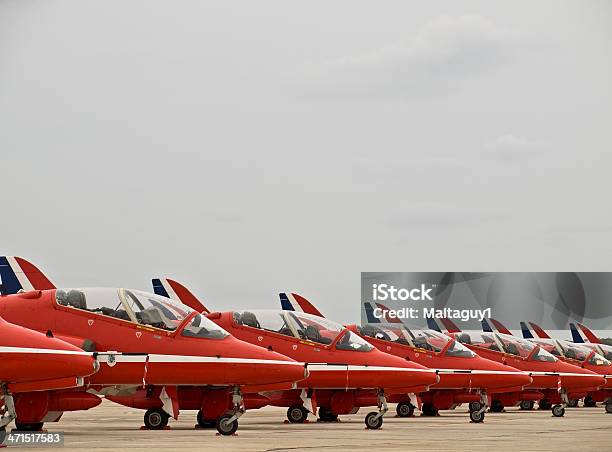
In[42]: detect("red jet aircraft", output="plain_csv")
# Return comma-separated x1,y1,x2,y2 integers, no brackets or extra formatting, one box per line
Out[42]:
435,318,606,417
0,257,307,435
278,293,532,423
0,316,99,432
519,321,612,414
149,278,440,429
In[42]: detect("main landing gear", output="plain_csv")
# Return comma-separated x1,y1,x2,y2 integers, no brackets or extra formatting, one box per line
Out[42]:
196,410,216,428
287,405,309,423
216,387,244,436
364,391,387,430
519,400,535,411
468,393,487,423
395,402,415,418
317,407,338,422
605,400,612,414
144,407,169,430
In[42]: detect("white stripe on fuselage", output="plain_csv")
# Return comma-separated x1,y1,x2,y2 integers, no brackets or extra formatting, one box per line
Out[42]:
0,346,90,356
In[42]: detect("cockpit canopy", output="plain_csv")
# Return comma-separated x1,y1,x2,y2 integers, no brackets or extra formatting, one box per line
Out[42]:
232,310,373,352
358,325,475,358
530,338,611,366
455,331,557,362
56,288,228,339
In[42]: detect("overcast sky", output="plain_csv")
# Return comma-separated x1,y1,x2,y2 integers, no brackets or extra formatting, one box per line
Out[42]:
1,0,611,323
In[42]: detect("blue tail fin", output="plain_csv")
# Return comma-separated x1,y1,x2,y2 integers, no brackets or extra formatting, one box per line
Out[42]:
152,278,170,298
520,321,534,339
481,319,493,332
426,317,442,332
363,302,381,324
569,323,584,343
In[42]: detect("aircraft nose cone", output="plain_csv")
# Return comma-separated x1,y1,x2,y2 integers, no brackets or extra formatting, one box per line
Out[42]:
556,361,606,391
226,340,307,386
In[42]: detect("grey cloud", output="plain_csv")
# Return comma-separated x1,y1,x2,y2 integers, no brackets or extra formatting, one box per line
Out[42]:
302,14,529,99
484,134,546,160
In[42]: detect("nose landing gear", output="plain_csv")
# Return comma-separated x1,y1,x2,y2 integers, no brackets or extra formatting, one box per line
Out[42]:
216,387,244,436
468,392,487,423
552,390,568,417
364,391,387,430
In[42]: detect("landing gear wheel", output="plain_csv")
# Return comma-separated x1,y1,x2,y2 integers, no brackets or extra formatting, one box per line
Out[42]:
605,402,612,414
470,410,485,423
318,408,338,422
469,402,482,412
567,399,579,408
14,422,44,431
143,408,169,430
539,400,552,410
490,400,504,413
421,403,439,417
396,402,415,418
287,405,308,423
196,410,216,428
364,411,383,430
519,400,535,411
552,404,565,417
216,414,238,436
584,396,596,408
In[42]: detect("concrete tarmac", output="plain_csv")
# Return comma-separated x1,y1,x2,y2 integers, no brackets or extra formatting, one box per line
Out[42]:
11,400,612,451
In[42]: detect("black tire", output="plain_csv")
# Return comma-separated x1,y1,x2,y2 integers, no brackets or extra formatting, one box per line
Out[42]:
567,399,579,408
584,396,596,408
287,405,308,423
469,402,482,412
144,408,169,430
396,402,414,418
519,400,535,411
216,414,238,436
318,407,338,422
470,409,485,423
14,422,44,431
196,409,216,428
552,404,565,417
490,400,504,413
421,403,439,417
605,402,612,414
539,400,552,410
364,411,383,430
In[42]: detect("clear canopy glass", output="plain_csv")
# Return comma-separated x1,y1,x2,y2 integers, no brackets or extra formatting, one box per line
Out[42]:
55,287,228,338
358,325,475,357
233,310,372,351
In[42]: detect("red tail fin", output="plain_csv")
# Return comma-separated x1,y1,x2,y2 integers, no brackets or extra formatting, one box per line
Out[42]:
440,317,461,333
528,322,551,339
490,318,513,335
577,323,602,344
151,278,210,314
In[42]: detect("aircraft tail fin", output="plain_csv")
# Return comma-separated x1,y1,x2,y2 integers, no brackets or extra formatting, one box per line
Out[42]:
361,301,403,324
577,322,601,344
481,319,494,332
278,293,324,317
426,317,442,332
440,317,461,333
569,323,585,343
528,322,551,339
0,256,56,295
151,278,210,314
520,321,534,339
490,318,513,335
